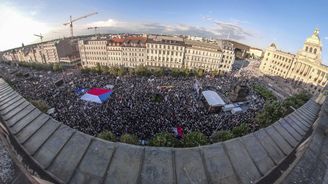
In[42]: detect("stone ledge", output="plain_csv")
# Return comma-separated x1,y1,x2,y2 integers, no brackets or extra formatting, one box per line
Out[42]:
276,96,328,184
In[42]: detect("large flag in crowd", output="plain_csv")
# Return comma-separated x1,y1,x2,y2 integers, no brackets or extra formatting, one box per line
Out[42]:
81,88,113,104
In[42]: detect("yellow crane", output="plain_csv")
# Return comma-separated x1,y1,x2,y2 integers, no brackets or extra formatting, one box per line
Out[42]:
63,12,98,37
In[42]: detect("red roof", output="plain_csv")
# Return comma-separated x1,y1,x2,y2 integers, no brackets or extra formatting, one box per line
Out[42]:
111,38,125,43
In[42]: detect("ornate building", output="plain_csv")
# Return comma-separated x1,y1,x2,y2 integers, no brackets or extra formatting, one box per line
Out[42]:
146,36,186,68
184,40,223,72
260,29,328,95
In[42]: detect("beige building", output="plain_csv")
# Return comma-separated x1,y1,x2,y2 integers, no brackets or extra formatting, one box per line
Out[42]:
260,43,295,78
122,37,147,67
260,29,328,95
146,36,185,68
184,40,223,72
248,47,264,59
219,40,235,73
2,39,80,64
79,39,108,67
106,38,124,66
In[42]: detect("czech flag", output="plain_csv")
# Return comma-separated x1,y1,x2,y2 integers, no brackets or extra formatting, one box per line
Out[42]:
81,88,113,104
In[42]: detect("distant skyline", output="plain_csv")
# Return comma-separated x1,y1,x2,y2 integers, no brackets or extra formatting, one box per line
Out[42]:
1,0,328,65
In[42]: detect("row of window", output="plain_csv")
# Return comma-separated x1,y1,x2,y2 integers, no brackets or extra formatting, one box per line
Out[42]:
305,46,318,54
147,49,183,56
273,54,292,63
186,49,220,57
147,44,184,51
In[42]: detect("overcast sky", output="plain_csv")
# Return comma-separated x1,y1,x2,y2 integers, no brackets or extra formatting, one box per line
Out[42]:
1,0,327,65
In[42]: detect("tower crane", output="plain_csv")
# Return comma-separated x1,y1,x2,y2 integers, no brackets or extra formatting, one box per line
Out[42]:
63,12,98,37
33,33,43,43
87,26,104,35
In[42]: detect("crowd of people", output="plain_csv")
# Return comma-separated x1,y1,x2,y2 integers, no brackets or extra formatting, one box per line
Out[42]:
0,62,265,141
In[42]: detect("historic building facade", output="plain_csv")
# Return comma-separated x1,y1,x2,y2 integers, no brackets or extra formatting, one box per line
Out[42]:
2,35,235,73
2,39,80,64
184,40,223,72
218,40,235,73
260,29,328,95
122,37,147,68
146,36,186,68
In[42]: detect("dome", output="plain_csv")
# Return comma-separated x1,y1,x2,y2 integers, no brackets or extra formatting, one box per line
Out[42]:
305,28,321,46
269,43,277,48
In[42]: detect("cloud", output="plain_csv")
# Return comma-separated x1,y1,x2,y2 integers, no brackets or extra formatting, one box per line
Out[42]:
0,4,52,50
75,18,254,41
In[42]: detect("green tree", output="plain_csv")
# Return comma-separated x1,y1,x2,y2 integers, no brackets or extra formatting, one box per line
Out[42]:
210,130,234,142
101,65,110,74
52,63,62,71
231,123,250,137
211,69,219,77
30,99,49,113
182,131,208,147
154,67,164,77
196,69,205,77
128,67,135,75
253,84,277,101
120,133,139,144
95,63,101,73
117,66,127,76
135,65,150,76
97,130,116,142
149,132,176,147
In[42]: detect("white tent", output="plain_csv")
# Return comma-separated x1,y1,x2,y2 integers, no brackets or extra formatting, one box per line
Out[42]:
231,107,243,114
202,90,225,107
223,104,235,112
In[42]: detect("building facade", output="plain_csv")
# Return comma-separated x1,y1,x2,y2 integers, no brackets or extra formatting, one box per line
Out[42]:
2,39,80,64
146,36,185,68
122,37,147,67
219,40,235,73
184,40,223,72
2,35,235,73
260,29,328,95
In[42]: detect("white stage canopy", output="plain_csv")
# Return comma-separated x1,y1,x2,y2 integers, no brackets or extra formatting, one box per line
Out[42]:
202,90,226,107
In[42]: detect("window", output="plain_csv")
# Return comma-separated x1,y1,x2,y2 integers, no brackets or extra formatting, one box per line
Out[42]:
310,47,313,53
305,46,308,52
314,48,317,54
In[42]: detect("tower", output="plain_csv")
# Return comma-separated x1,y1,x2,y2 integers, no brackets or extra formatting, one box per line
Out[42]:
297,28,322,64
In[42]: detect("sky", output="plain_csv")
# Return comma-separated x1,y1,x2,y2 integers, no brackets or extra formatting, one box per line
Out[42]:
1,0,328,65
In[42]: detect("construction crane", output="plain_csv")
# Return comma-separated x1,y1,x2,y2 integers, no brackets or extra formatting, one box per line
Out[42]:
33,33,43,43
87,26,104,35
63,12,98,37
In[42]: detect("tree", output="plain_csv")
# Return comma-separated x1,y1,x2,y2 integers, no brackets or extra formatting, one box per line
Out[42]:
97,130,116,142
231,123,250,137
117,66,127,76
101,65,110,74
30,99,49,113
182,131,208,147
210,130,234,142
154,67,164,77
135,65,150,76
120,133,138,144
253,84,276,101
95,63,101,73
149,132,176,147
52,63,62,71
81,67,88,73
211,69,219,77
196,69,205,77
128,67,135,75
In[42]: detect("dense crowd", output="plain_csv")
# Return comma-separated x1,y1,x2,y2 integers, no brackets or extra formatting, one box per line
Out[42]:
0,62,265,141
